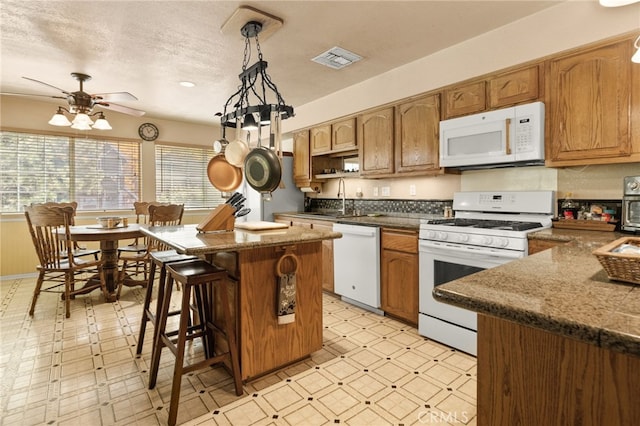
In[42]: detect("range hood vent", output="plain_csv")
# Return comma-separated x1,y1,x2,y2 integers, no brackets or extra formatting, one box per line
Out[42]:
312,46,363,70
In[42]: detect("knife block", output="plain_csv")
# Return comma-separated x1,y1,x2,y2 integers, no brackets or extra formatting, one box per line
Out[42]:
197,204,236,232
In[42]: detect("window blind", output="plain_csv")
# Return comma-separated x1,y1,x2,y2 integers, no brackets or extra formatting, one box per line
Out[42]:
0,131,140,212
155,143,224,208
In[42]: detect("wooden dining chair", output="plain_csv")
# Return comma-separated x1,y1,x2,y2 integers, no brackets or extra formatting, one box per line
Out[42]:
116,203,185,298
36,201,100,260
117,201,162,279
25,204,109,318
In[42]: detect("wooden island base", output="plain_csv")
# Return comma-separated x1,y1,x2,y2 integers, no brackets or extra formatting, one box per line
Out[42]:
478,314,640,425
214,241,324,382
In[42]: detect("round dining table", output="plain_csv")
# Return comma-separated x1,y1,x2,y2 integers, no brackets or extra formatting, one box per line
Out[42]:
67,223,145,301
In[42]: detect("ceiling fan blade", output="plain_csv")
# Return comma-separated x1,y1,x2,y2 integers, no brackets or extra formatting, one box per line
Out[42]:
92,92,138,102
0,91,67,100
22,76,71,95
95,101,146,117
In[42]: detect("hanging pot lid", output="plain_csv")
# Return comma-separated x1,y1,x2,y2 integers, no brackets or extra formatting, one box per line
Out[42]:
207,155,243,192
244,146,282,193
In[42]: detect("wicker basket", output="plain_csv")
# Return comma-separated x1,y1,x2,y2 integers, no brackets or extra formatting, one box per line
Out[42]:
592,237,640,285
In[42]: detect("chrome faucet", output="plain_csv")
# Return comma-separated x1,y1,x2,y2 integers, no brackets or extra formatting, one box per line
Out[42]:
337,177,346,215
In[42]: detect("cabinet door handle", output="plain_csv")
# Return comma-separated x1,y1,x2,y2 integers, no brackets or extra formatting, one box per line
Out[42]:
505,118,512,155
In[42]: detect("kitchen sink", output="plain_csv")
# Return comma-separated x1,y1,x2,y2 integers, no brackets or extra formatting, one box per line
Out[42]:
305,211,358,218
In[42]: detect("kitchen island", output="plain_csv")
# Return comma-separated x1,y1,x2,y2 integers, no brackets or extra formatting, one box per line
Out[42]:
434,228,640,425
141,224,341,381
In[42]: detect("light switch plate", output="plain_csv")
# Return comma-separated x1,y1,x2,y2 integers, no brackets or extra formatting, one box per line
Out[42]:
382,186,391,197
373,187,379,196
409,184,416,196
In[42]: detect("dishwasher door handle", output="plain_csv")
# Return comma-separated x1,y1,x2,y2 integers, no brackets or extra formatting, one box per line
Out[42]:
339,228,377,237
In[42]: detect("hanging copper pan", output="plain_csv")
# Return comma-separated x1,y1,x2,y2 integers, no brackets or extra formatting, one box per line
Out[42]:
207,154,242,192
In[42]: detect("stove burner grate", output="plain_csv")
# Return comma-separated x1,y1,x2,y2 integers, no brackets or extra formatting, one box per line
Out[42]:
425,218,542,231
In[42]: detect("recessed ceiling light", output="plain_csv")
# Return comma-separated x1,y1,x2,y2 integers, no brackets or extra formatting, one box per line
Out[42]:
179,81,196,88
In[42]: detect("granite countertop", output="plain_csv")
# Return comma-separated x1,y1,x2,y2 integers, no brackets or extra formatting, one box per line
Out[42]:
434,228,640,357
276,211,443,230
141,224,341,255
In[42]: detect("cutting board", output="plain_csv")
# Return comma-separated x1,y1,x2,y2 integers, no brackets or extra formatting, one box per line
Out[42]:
234,221,289,231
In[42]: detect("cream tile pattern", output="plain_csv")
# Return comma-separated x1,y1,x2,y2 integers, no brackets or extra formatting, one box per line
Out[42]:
1,277,477,425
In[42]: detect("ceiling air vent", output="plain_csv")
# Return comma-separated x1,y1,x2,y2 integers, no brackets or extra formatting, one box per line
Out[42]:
312,46,363,70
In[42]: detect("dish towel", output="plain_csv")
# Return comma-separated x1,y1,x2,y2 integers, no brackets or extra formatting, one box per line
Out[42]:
276,252,299,325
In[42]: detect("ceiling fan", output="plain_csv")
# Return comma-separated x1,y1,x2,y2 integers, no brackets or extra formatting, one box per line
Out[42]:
3,72,145,117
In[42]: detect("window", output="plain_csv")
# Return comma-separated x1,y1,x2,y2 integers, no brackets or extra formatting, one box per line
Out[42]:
0,131,140,212
155,143,225,208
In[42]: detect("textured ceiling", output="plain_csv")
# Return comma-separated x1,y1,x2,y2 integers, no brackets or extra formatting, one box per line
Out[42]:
1,1,562,126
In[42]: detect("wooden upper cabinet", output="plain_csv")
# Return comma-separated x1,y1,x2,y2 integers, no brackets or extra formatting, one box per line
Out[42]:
489,65,540,108
546,40,632,164
310,125,332,155
331,117,357,152
358,107,395,176
395,94,441,173
443,81,486,119
293,130,311,184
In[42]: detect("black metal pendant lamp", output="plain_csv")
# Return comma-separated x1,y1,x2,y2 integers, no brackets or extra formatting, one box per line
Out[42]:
219,21,294,130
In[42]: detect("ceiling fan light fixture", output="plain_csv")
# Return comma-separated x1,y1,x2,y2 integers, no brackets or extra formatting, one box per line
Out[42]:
48,108,72,126
92,113,112,130
72,112,94,126
71,121,93,131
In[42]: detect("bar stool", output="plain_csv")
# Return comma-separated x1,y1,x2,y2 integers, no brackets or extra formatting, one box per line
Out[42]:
148,259,243,426
135,250,197,358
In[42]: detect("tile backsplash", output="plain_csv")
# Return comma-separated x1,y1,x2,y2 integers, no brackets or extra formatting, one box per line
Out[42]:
309,198,452,215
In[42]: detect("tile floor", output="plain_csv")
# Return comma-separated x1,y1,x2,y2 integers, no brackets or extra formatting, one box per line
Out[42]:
0,276,477,425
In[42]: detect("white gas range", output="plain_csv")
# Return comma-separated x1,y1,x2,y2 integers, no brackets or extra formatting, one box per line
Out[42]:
418,190,555,356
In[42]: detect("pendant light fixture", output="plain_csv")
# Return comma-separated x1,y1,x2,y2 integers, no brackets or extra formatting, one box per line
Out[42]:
218,18,293,132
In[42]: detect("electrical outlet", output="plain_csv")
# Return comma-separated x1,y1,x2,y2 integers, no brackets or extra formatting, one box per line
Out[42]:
409,184,416,196
373,187,379,196
381,186,391,197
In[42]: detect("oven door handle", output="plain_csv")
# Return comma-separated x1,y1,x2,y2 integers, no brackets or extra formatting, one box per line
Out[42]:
419,240,523,259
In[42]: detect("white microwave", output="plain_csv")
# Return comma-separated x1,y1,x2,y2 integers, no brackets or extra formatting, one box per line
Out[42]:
439,101,545,168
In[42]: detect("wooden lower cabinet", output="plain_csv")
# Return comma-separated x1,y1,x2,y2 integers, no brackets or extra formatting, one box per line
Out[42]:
380,228,418,325
478,314,640,425
312,221,335,293
238,243,323,381
210,242,324,382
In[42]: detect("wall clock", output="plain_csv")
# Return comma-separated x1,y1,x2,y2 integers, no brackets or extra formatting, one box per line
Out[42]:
138,123,159,141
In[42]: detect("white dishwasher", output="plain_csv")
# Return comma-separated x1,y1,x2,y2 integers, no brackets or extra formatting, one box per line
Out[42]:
333,223,381,311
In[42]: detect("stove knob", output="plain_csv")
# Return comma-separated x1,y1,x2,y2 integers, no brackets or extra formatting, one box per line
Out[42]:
481,236,493,245
495,238,509,247
425,231,437,239
457,234,469,243
630,181,640,191
437,232,449,240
